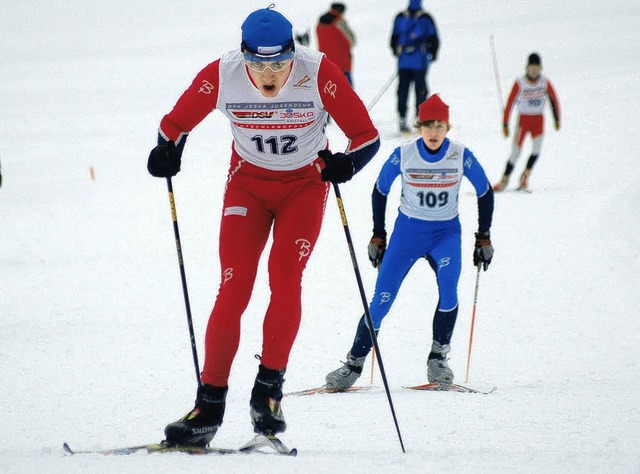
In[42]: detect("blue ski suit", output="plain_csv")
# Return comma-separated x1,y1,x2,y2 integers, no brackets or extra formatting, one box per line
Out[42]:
350,137,494,357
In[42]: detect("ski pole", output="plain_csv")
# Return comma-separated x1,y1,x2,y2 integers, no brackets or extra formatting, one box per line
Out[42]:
166,177,201,387
464,264,482,384
370,346,376,385
489,34,504,111
367,72,398,112
369,262,382,384
364,70,396,383
332,182,406,453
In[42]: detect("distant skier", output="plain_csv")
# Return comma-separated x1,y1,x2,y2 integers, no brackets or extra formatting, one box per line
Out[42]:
146,6,379,447
325,94,494,389
316,2,356,85
493,53,561,192
390,0,439,133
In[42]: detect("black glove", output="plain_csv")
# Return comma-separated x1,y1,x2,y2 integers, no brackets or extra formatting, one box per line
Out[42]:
147,141,181,177
474,232,494,271
318,150,355,184
367,235,387,269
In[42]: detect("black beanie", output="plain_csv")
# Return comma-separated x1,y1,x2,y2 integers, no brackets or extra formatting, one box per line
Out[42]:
527,53,541,66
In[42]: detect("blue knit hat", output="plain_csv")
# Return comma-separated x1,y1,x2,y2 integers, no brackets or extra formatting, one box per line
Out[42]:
241,6,294,57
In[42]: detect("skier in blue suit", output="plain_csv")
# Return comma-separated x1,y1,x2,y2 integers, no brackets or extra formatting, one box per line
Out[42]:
390,0,439,132
326,95,494,387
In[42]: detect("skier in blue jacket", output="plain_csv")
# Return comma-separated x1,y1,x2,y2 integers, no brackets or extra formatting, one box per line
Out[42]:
390,0,439,132
326,94,494,388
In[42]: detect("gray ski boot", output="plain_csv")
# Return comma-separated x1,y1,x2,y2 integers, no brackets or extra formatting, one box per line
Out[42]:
325,352,367,389
399,117,409,133
427,341,454,383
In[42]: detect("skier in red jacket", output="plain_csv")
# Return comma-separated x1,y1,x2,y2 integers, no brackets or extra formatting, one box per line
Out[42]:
316,3,357,85
147,6,379,447
493,53,561,192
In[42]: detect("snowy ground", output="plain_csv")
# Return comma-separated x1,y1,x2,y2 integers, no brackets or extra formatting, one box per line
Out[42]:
2,1,639,473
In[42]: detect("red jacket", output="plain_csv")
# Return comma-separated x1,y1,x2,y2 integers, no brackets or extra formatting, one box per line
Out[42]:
316,9,356,73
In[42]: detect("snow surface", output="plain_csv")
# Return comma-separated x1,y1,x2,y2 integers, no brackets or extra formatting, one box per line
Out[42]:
2,1,639,473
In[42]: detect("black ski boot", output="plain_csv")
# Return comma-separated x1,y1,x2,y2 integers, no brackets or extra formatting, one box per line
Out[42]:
249,365,286,435
164,384,227,447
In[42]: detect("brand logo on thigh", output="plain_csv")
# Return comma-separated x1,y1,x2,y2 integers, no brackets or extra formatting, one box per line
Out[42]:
223,267,233,283
438,257,450,269
380,292,392,304
295,239,311,261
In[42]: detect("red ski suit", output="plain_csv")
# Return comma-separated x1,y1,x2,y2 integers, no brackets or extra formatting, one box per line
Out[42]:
158,47,378,386
503,74,561,146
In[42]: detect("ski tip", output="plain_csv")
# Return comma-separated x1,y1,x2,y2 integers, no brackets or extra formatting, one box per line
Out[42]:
289,447,298,457
62,442,74,455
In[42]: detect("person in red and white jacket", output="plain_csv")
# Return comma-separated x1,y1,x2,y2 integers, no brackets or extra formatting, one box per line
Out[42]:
493,53,561,192
146,6,379,447
316,3,357,85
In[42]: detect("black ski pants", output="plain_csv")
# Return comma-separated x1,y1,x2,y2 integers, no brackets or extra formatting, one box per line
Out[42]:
397,68,428,119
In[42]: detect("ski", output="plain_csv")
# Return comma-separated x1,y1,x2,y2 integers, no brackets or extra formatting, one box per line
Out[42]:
239,434,297,456
63,441,240,456
404,382,496,394
285,385,373,396
63,443,157,456
63,434,297,457
286,383,493,396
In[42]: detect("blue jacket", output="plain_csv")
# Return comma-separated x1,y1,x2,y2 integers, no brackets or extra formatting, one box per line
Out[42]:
390,3,439,70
